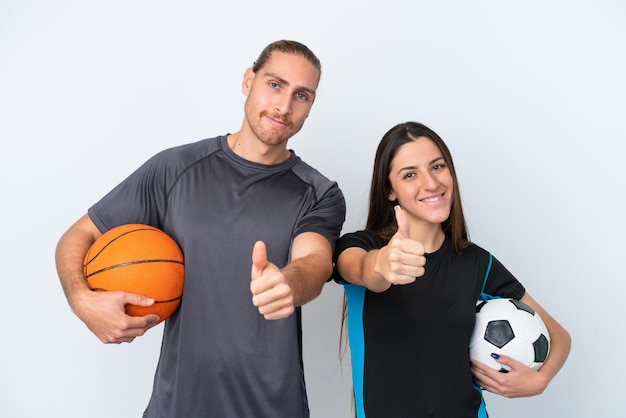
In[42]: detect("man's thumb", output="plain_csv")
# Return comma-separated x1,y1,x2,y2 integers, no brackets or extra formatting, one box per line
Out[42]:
252,241,268,272
124,292,155,307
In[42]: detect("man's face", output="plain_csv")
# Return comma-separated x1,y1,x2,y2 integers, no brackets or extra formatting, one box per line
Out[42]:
242,51,319,147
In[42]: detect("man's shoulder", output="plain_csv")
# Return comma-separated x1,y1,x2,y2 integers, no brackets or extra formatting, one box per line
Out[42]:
162,135,222,156
149,136,224,166
290,155,342,193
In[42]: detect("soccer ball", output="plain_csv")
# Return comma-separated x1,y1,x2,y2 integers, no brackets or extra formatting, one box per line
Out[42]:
469,298,550,372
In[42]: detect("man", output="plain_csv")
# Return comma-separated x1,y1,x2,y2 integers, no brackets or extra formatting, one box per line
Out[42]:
55,40,346,417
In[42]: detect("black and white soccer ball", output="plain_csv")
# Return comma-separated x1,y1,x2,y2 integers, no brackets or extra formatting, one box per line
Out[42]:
469,298,550,372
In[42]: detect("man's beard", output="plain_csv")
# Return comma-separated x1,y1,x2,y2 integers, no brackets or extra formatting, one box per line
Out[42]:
251,110,300,146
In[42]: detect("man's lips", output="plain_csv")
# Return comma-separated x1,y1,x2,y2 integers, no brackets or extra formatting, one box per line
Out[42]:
264,113,290,128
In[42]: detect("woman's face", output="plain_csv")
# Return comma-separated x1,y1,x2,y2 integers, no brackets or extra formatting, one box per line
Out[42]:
387,136,454,228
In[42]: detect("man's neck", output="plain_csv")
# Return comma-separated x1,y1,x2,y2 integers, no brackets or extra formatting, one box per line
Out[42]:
227,132,291,165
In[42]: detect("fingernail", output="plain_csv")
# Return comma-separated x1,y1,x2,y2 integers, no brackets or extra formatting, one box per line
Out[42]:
491,353,500,360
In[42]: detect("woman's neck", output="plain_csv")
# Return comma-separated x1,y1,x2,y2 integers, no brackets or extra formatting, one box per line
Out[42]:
410,224,446,254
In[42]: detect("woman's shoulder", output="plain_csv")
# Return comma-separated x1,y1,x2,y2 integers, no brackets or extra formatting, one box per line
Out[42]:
440,239,492,265
461,241,490,257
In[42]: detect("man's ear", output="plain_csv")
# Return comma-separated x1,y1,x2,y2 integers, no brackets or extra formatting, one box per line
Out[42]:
242,68,255,96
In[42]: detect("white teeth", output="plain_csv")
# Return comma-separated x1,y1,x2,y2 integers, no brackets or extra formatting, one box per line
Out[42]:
421,195,441,202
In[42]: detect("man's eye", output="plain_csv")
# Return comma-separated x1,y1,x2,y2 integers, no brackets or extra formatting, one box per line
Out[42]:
296,92,308,101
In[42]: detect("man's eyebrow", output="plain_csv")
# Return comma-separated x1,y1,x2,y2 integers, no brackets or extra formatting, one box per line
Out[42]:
263,72,317,95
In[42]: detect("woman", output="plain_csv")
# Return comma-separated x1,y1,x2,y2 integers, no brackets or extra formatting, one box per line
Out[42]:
334,122,571,418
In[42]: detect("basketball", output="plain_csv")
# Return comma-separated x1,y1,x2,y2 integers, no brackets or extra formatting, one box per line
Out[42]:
83,224,185,323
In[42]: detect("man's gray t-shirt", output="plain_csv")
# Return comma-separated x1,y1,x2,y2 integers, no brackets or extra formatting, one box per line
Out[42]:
88,136,346,417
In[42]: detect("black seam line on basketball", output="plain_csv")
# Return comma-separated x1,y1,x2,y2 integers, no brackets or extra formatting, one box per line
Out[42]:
84,227,170,264
84,259,185,279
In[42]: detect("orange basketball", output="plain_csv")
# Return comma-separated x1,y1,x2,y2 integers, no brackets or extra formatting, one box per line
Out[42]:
83,224,184,323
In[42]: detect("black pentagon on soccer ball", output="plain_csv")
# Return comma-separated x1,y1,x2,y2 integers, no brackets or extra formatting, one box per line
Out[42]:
533,334,550,362
484,319,515,348
509,299,536,315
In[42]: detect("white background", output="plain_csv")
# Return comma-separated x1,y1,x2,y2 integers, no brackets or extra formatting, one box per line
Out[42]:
1,1,625,417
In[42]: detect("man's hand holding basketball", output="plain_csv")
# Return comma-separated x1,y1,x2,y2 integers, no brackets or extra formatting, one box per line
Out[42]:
250,241,295,320
71,288,160,344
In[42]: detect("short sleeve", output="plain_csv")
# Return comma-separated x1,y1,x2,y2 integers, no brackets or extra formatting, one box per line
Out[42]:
332,230,386,284
482,254,526,300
